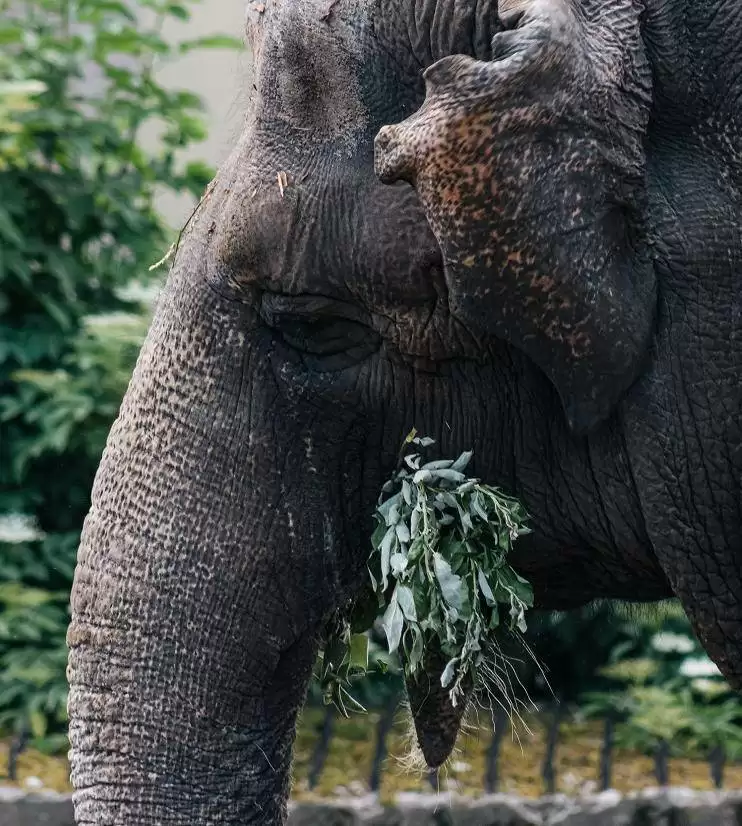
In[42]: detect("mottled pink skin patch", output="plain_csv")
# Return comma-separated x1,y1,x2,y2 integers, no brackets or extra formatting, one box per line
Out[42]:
375,0,657,434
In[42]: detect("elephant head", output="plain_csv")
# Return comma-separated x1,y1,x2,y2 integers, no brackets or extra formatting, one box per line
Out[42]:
67,0,742,823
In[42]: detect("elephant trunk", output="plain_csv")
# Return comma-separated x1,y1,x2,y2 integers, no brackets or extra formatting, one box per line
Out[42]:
66,220,348,824
402,644,473,769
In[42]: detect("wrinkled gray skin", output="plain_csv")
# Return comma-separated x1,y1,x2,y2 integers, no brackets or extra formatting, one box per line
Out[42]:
67,0,742,823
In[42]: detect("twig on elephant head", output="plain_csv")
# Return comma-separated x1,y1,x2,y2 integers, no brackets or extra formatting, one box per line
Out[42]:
149,178,218,273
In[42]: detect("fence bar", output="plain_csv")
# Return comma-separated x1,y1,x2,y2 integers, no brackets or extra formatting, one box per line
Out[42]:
484,708,510,793
369,693,400,793
709,744,725,790
655,739,670,787
431,805,455,826
307,706,335,790
599,717,614,791
542,704,561,795
7,727,29,782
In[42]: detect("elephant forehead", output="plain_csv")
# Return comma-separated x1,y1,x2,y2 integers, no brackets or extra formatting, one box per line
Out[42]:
248,0,376,144
247,0,504,145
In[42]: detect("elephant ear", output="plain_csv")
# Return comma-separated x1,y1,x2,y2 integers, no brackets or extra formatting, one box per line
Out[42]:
375,0,657,434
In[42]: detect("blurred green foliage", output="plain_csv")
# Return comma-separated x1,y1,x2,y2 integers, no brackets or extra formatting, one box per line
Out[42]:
0,0,240,747
580,607,742,758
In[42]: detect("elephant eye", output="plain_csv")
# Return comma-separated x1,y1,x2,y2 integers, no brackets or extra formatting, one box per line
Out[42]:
260,293,381,371
278,316,374,355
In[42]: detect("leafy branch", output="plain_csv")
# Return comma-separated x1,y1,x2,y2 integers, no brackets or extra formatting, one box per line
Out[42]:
319,432,534,714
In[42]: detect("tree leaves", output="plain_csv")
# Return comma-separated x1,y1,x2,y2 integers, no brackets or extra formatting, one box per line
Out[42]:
440,657,459,688
381,591,404,654
478,567,496,606
379,526,395,591
395,585,417,622
451,450,473,473
0,0,238,746
433,553,465,612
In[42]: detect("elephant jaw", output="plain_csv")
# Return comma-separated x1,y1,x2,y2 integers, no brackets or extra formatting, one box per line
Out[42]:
403,646,473,768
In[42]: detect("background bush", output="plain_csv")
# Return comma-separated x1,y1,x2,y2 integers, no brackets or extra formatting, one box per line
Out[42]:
0,0,239,748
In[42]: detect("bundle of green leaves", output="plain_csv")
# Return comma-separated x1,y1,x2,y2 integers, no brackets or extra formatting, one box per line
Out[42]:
319,432,534,715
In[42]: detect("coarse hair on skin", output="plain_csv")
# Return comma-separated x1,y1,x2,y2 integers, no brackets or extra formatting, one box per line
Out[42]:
393,628,550,775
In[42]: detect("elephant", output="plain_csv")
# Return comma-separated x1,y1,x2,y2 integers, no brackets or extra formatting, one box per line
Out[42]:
66,0,742,822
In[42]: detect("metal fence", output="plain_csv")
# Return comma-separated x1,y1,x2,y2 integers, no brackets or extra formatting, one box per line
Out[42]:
5,729,29,784
2,700,733,795
302,699,733,796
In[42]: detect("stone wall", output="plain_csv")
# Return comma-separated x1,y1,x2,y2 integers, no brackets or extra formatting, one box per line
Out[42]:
287,791,742,824
3,788,742,825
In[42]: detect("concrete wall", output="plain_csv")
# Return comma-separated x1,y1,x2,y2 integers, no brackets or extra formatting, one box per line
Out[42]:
4,789,742,826
149,0,252,229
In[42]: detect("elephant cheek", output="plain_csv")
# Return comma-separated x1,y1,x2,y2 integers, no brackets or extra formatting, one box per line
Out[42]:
402,646,473,768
